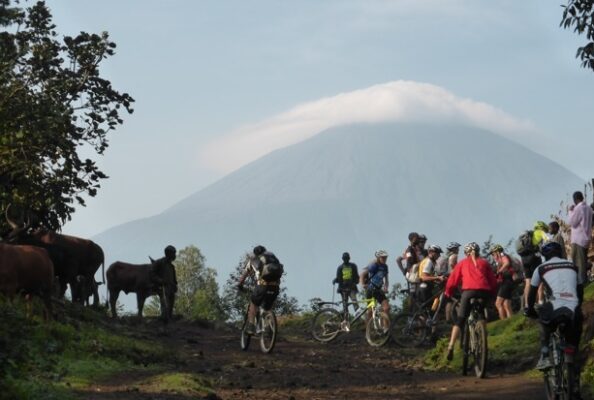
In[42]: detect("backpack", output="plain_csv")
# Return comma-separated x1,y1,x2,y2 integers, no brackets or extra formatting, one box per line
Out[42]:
406,263,421,283
259,252,284,282
509,256,525,282
516,230,536,257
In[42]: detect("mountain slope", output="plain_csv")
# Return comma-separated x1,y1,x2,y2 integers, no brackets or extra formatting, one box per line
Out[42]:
94,123,583,304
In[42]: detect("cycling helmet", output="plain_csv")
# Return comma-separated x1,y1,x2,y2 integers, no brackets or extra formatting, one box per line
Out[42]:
419,234,427,242
464,242,480,255
375,250,388,258
446,242,461,251
534,220,548,232
342,252,350,262
427,244,443,254
489,244,504,254
541,242,563,260
253,245,267,256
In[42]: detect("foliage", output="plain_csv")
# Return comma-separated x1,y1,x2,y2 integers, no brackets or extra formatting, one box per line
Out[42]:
562,0,594,71
145,245,227,321
0,0,134,230
222,255,301,322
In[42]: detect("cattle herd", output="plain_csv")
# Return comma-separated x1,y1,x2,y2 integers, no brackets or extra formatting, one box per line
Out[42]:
0,207,177,321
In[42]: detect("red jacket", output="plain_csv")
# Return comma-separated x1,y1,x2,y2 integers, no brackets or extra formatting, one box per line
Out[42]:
445,256,498,298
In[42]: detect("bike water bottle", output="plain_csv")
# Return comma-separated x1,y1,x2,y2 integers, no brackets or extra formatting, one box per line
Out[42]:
431,297,439,312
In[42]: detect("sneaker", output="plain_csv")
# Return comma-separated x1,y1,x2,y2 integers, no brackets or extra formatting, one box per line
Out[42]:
446,347,454,362
536,353,552,370
245,322,256,335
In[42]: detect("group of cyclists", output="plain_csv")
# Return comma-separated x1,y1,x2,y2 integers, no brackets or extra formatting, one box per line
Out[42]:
236,194,588,399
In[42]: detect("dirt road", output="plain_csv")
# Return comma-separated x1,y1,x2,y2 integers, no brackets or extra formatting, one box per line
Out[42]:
79,320,543,400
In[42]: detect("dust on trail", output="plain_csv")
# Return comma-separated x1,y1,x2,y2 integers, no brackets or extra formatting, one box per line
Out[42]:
79,320,543,400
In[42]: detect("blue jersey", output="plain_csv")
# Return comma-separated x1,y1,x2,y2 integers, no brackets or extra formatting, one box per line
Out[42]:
367,262,388,288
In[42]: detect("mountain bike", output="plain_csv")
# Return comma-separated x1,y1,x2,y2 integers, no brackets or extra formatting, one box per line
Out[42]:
311,289,391,347
540,314,577,400
239,293,277,354
461,298,488,378
391,286,448,347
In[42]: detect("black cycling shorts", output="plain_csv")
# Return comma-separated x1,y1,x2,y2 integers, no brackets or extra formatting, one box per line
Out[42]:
497,279,515,300
456,289,492,328
251,285,279,310
522,256,541,279
366,286,386,303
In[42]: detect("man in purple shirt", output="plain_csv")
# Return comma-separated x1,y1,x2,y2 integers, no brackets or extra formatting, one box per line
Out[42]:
568,191,593,283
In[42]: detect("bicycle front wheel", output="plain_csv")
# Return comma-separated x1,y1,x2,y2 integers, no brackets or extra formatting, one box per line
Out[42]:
472,320,488,378
391,313,426,348
259,311,277,354
462,323,470,376
366,311,391,347
311,308,342,343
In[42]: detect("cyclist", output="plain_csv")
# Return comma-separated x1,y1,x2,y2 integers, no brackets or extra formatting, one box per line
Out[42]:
418,234,428,258
489,244,514,320
524,241,583,397
418,245,445,304
333,252,359,311
445,242,497,361
360,250,390,321
237,245,283,334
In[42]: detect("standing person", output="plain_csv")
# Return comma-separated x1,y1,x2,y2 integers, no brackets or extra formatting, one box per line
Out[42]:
333,252,359,311
568,191,593,283
444,242,497,361
360,250,390,321
152,245,178,321
237,245,283,334
490,244,514,320
418,234,428,259
418,245,445,304
398,232,420,303
518,222,547,307
548,221,567,259
444,242,461,322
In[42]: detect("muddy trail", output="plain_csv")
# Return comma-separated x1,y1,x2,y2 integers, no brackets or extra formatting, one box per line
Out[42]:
78,319,543,400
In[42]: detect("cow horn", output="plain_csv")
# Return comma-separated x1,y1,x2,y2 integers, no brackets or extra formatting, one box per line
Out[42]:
149,256,156,264
5,204,21,230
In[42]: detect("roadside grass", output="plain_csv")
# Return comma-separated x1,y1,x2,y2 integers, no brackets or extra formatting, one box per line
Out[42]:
0,299,179,400
139,372,213,396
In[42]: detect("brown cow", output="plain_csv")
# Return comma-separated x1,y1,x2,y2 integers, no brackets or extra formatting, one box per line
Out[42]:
0,243,54,319
107,247,177,320
5,209,105,306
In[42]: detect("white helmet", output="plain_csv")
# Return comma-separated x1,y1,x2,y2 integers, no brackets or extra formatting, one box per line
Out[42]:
375,250,388,258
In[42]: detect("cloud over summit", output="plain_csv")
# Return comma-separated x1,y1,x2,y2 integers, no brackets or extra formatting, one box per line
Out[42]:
201,81,537,173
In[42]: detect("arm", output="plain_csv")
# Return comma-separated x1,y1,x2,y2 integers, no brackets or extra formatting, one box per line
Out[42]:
359,267,369,288
334,266,342,284
384,270,389,292
497,256,511,275
568,206,581,229
395,256,406,275
445,263,462,298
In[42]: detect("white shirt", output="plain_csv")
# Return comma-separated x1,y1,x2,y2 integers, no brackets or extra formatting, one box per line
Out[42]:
531,257,581,312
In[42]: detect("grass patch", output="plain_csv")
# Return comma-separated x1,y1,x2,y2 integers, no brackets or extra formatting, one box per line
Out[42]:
0,300,179,399
140,372,213,396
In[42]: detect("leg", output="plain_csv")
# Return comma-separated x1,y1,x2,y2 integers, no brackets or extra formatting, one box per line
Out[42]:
495,296,505,320
137,292,146,318
109,288,119,318
349,290,359,312
503,299,513,318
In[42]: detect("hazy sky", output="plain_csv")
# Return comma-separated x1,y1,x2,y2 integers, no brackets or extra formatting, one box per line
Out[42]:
49,0,594,238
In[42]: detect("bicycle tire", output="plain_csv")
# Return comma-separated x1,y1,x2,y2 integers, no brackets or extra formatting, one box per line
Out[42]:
560,360,574,400
311,308,342,343
240,310,251,351
391,313,426,348
462,323,470,376
259,311,277,354
366,311,391,347
473,319,488,378
543,367,557,400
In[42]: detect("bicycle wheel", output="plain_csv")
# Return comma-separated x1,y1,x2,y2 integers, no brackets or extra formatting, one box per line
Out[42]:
391,313,426,348
259,311,277,353
472,319,488,378
366,311,391,347
462,323,470,376
240,310,251,351
559,360,574,400
311,308,342,343
543,367,557,400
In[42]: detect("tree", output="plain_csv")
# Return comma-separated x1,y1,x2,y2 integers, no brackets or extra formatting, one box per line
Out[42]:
221,255,301,322
561,0,594,71
0,0,134,230
145,245,226,321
